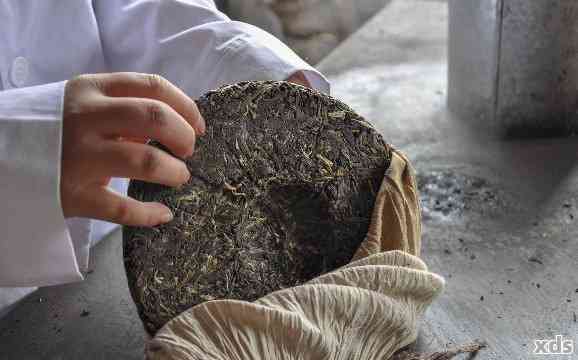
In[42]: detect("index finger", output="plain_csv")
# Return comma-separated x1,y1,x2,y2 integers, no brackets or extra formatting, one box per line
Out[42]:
90,72,206,135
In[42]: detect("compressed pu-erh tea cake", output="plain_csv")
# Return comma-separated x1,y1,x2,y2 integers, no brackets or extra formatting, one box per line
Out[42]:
123,81,392,334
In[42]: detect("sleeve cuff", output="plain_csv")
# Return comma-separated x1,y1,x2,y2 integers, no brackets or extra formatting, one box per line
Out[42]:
0,81,84,287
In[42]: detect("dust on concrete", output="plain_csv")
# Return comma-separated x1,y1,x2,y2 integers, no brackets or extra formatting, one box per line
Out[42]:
417,170,503,222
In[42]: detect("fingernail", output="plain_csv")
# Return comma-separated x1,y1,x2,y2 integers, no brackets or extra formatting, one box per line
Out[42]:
161,210,173,223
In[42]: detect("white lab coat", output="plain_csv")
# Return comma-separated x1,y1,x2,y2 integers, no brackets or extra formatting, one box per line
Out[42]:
0,0,329,317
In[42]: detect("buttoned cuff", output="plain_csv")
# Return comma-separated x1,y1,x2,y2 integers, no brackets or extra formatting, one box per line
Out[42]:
0,81,83,287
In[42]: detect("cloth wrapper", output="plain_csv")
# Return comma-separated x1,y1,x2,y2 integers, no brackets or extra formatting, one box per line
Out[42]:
145,149,445,360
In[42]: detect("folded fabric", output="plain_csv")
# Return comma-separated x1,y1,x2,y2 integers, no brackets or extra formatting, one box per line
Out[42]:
145,150,445,360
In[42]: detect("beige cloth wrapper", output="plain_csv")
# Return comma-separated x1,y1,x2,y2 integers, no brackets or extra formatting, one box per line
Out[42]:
145,150,445,360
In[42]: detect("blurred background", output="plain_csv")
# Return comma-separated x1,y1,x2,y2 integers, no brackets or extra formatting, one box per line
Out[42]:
217,0,395,64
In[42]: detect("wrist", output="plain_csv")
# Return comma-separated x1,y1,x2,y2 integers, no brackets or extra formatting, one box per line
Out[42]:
286,71,311,88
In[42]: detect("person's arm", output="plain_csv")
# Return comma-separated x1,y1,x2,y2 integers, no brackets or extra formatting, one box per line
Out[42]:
0,73,205,287
91,0,330,97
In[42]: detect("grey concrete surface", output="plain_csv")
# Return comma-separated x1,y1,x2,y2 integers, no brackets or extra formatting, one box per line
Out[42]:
1,0,577,359
0,230,147,360
321,1,578,358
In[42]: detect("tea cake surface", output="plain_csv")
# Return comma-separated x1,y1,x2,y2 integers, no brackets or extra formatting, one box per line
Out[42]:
124,81,391,334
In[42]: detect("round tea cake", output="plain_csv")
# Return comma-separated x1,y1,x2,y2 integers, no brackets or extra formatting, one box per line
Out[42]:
123,81,391,334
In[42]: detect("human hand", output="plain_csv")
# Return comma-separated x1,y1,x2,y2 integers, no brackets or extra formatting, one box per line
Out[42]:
61,73,205,227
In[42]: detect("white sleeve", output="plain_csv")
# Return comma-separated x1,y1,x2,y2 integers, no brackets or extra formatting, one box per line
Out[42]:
92,0,330,98
0,81,84,287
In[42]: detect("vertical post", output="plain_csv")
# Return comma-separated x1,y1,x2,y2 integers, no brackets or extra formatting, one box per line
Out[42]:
448,0,502,129
448,0,578,136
